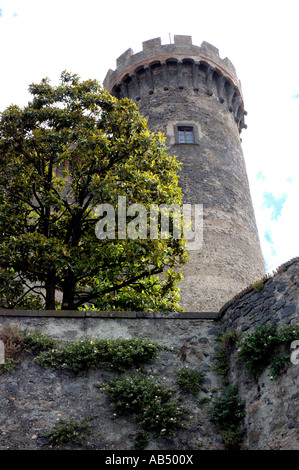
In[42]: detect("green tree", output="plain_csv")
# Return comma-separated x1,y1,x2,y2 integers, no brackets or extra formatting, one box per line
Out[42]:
0,72,187,311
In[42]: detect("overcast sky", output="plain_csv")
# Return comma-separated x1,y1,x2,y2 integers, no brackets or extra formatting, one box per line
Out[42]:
0,0,298,273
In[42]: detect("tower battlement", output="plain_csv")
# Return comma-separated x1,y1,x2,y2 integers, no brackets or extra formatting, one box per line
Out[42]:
104,36,246,133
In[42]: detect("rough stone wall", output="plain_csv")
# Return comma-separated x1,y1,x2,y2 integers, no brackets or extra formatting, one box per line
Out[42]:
0,258,298,450
221,257,299,450
0,314,224,450
221,258,299,333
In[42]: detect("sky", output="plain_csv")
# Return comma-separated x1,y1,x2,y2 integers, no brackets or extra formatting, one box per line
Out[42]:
0,0,298,273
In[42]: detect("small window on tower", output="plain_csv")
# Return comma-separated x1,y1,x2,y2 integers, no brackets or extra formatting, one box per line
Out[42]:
174,124,199,145
178,126,194,144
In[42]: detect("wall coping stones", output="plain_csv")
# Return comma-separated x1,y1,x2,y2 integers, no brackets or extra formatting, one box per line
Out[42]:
219,257,299,318
0,309,219,320
0,258,297,326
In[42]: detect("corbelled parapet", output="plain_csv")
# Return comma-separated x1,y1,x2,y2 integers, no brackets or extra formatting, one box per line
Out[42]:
104,36,247,132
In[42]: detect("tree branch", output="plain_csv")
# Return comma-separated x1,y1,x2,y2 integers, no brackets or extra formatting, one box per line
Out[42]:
73,265,163,309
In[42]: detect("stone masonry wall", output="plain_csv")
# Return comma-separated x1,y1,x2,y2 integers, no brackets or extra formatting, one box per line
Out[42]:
0,258,298,450
0,314,224,451
221,257,299,450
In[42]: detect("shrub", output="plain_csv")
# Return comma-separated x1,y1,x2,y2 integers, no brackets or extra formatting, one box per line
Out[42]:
0,327,160,376
213,331,239,377
210,385,245,450
134,430,149,450
0,325,23,360
252,278,264,293
237,323,299,378
175,367,205,396
34,336,159,375
98,370,187,436
21,329,57,354
44,416,96,448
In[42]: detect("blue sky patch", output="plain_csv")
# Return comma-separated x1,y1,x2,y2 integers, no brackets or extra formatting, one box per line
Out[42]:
256,170,266,181
263,192,288,220
264,229,273,244
264,229,277,257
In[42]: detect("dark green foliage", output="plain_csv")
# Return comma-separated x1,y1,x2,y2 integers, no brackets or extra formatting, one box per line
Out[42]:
21,329,57,354
213,330,239,377
237,323,299,378
0,326,159,376
34,336,159,375
98,370,187,436
44,415,96,448
175,366,205,395
0,71,187,312
0,357,19,375
210,385,246,450
134,430,150,450
210,385,245,430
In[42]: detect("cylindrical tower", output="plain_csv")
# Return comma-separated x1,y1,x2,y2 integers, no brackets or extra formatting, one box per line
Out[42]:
104,35,265,313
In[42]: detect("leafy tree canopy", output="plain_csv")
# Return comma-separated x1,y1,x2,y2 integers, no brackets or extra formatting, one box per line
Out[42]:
0,71,187,311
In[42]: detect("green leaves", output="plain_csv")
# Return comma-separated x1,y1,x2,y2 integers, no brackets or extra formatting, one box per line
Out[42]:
237,323,299,378
32,336,159,375
209,385,246,450
99,370,187,436
175,367,205,396
0,71,187,310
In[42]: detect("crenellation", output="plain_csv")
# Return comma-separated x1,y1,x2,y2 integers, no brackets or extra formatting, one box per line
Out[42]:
103,37,241,98
120,58,241,118
200,41,220,62
116,47,134,68
142,37,162,51
173,35,192,46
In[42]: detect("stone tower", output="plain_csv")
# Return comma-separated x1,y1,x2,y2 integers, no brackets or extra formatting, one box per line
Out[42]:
103,35,265,313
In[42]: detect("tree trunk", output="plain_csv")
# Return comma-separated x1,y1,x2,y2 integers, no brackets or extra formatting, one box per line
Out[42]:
45,274,56,310
61,269,77,310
